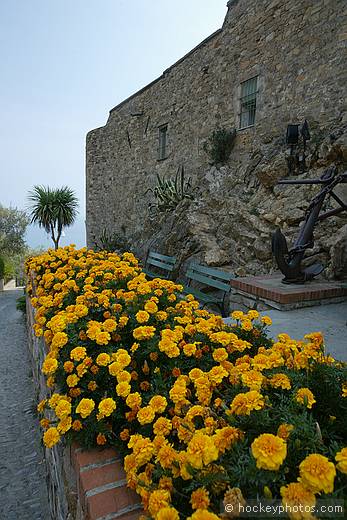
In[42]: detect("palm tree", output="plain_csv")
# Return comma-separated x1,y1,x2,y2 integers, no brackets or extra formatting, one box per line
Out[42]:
28,185,78,250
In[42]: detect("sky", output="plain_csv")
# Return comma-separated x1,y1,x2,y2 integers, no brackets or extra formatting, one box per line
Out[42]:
0,0,227,249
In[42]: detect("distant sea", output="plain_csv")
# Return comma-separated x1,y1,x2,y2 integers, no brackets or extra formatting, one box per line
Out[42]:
26,218,86,250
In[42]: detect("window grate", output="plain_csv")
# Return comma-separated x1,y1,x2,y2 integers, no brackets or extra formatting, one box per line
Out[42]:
239,76,258,129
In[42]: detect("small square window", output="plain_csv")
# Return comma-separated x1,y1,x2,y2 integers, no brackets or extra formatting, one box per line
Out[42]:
158,125,168,160
239,76,258,129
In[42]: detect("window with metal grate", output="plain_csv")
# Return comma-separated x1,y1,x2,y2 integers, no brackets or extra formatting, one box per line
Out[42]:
239,76,258,129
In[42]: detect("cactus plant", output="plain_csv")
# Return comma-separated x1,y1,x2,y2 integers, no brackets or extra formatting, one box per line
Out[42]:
147,165,195,216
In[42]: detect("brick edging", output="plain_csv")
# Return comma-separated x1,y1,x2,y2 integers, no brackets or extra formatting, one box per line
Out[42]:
71,444,142,520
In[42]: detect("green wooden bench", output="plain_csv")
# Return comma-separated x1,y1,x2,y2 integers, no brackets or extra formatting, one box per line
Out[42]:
143,251,177,279
183,262,235,317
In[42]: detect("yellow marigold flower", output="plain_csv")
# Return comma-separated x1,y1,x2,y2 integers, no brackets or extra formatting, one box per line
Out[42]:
133,325,156,340
231,311,243,321
70,346,87,361
98,398,116,417
117,370,131,383
137,406,155,425
40,418,50,429
116,349,131,368
157,506,179,520
295,388,316,409
335,447,347,474
153,417,172,437
66,374,79,387
186,432,219,469
149,395,167,413
57,416,72,434
55,399,72,419
280,482,316,520
144,300,158,314
103,318,117,332
241,319,253,331
69,387,81,397
189,368,204,381
156,311,168,321
76,398,95,418
208,365,228,385
213,427,243,454
188,509,220,520
241,370,264,390
269,373,291,390
43,427,60,448
136,310,150,323
126,392,142,409
183,343,197,356
42,357,58,375
157,443,177,469
96,353,111,366
251,433,287,471
212,347,228,362
277,423,294,440
116,382,131,397
148,489,171,517
51,332,68,349
299,453,336,494
229,390,265,415
342,383,347,398
247,310,259,320
168,294,176,302
190,488,210,510
95,331,110,345
37,399,47,413
261,315,272,326
108,361,122,376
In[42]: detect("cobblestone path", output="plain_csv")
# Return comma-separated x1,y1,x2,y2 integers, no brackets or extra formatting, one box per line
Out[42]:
0,289,49,520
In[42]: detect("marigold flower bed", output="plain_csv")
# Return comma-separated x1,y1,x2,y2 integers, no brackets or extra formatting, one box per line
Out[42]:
27,246,347,519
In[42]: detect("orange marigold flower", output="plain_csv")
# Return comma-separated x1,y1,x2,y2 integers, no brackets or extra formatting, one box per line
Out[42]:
96,433,107,445
190,488,210,510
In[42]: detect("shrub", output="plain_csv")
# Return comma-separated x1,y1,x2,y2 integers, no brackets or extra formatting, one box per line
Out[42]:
27,247,347,519
203,128,236,165
0,255,4,279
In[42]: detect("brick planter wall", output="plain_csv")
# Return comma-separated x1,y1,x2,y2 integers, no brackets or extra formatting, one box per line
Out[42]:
26,293,142,520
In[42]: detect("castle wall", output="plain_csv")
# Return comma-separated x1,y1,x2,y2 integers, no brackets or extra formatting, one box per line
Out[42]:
86,0,346,261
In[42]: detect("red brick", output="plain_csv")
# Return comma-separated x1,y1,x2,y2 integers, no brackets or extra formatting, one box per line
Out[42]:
75,447,118,471
87,485,140,520
80,461,125,492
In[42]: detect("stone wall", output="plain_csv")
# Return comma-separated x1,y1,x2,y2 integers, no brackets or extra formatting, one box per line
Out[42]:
86,0,347,278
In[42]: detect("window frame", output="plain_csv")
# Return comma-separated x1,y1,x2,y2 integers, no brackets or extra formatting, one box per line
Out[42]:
158,124,168,161
239,76,258,130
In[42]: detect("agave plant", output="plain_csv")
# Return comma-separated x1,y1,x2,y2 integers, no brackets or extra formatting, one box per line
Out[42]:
94,228,130,253
147,166,195,216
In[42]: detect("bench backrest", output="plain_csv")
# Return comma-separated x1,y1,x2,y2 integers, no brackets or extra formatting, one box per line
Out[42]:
146,251,177,273
186,262,234,292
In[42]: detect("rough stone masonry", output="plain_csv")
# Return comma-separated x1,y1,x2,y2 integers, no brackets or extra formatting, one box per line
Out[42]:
86,0,347,279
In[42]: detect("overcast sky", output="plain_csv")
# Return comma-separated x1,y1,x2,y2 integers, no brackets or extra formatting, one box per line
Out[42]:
0,0,227,248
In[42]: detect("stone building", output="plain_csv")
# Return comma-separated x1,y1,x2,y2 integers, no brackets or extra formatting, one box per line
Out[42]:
86,0,346,279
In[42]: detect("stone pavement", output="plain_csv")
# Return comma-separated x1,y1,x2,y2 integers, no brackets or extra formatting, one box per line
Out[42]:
225,301,347,362
0,288,49,520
